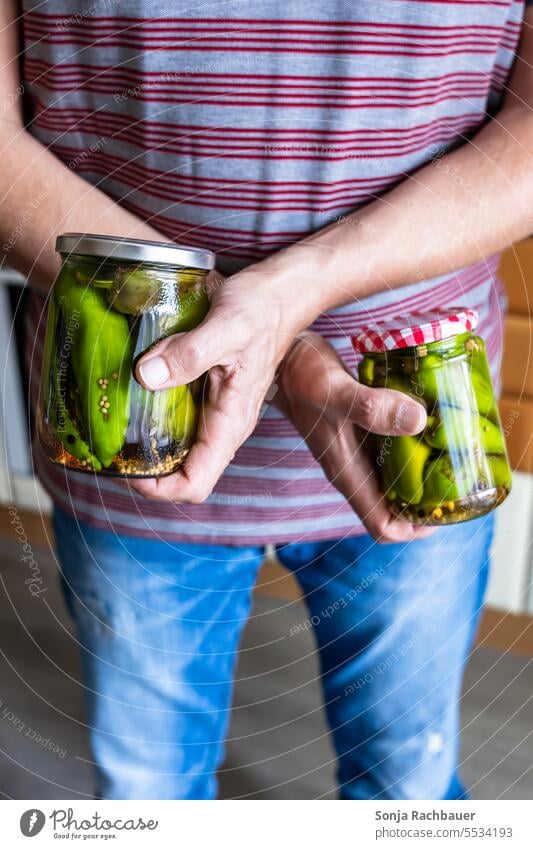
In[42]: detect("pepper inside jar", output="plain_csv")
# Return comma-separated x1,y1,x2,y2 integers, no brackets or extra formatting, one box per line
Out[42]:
353,309,512,525
38,234,215,477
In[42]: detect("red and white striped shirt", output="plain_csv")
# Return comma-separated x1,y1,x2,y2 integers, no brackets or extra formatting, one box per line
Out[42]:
22,0,527,544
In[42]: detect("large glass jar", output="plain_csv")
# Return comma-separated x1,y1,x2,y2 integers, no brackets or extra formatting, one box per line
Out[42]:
38,233,215,477
353,309,512,525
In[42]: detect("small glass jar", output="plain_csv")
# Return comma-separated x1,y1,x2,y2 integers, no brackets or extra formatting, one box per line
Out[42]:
38,233,215,477
353,309,512,525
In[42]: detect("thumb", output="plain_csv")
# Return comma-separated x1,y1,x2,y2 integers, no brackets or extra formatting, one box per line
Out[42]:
278,331,426,436
136,314,240,390
330,375,427,436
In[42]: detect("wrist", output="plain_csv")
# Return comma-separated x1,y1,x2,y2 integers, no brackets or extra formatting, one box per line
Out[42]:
232,243,332,336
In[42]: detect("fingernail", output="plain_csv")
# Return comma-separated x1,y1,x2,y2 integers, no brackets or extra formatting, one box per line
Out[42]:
139,356,170,388
398,402,426,434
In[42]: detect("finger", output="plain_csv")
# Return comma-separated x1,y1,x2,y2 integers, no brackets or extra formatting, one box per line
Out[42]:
135,309,246,390
330,436,433,542
326,434,434,543
279,332,426,436
129,368,266,503
301,411,434,543
328,377,427,436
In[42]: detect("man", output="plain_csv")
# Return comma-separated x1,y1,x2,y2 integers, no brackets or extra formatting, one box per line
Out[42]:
1,0,532,798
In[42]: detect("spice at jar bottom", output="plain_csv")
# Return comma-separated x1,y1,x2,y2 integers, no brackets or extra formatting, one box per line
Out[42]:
353,309,512,526
38,233,215,478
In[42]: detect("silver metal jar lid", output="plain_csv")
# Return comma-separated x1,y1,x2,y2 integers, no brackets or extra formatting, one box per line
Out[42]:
56,233,215,270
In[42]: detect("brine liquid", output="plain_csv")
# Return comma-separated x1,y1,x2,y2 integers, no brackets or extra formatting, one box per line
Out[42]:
389,485,510,526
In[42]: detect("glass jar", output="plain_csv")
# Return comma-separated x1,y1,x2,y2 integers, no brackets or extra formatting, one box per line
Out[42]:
38,233,215,477
353,309,512,525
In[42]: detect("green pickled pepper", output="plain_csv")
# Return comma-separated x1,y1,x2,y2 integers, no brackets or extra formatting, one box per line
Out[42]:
476,415,505,454
41,292,102,470
358,358,374,387
110,267,161,315
424,409,505,454
111,266,209,333
375,372,427,405
422,456,475,504
410,353,497,421
470,368,499,420
56,270,132,468
381,436,431,504
484,455,512,490
75,266,115,290
407,354,442,403
167,288,209,334
151,384,198,446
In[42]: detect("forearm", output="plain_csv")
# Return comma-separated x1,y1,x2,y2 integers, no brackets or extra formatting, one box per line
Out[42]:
248,7,533,332
256,102,532,330
0,123,163,291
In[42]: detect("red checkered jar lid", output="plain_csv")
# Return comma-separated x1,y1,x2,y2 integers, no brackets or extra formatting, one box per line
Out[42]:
352,308,479,354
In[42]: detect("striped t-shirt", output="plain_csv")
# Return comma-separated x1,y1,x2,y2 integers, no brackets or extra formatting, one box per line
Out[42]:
22,0,527,544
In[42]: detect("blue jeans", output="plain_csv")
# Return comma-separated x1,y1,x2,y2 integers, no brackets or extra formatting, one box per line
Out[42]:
53,508,494,800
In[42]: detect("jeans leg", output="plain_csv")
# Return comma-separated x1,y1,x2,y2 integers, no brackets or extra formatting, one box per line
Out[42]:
53,508,263,800
277,515,494,800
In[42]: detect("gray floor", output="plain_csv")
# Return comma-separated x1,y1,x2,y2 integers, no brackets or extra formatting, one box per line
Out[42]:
0,536,531,800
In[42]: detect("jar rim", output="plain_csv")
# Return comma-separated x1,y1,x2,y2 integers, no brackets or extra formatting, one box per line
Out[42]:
56,233,215,271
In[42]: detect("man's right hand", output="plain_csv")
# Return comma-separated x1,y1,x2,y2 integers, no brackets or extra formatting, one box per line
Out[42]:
275,331,435,543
